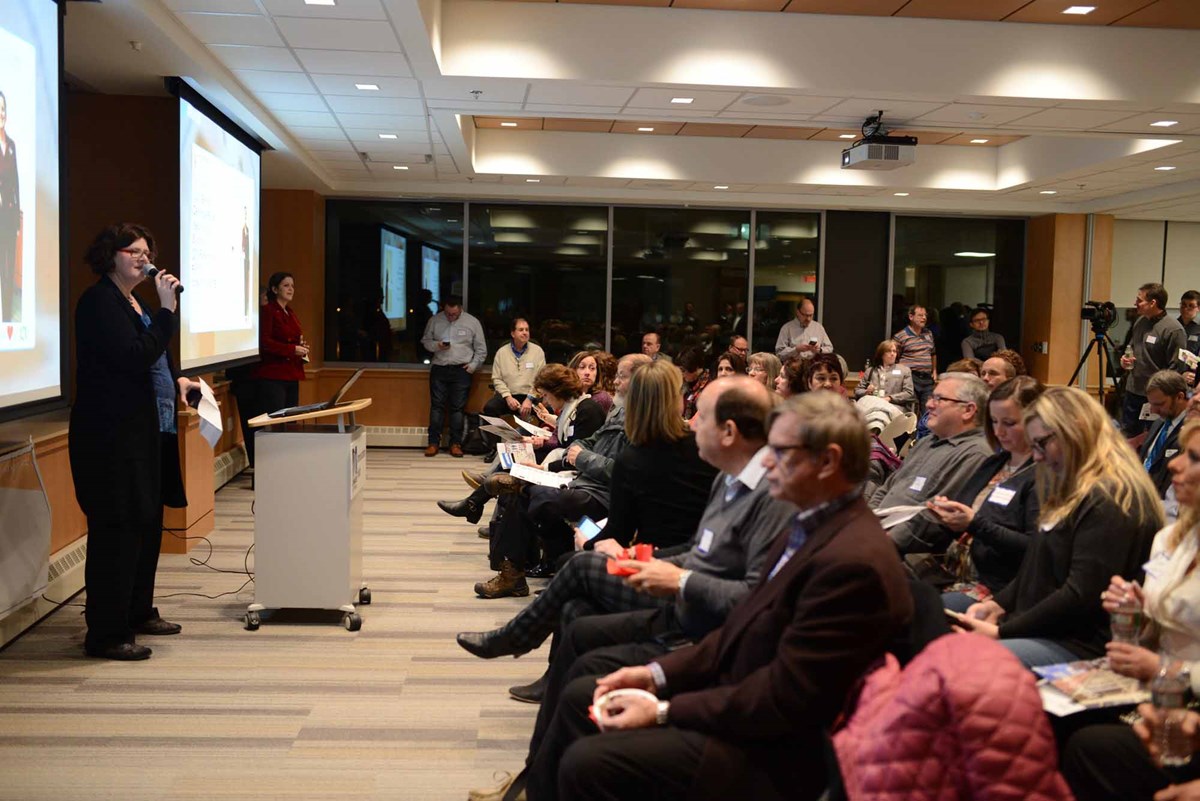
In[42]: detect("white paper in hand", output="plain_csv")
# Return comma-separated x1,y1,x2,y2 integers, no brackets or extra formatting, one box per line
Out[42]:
514,417,551,437
1178,348,1199,370
196,378,223,448
874,505,928,529
509,462,575,488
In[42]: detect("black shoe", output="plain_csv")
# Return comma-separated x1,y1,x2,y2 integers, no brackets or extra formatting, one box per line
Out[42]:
85,642,152,661
134,617,182,636
456,629,525,659
437,498,482,524
525,561,555,579
508,673,548,704
477,525,491,539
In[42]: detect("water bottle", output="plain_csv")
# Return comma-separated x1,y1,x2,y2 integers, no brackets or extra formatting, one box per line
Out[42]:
1109,594,1143,644
1151,659,1193,767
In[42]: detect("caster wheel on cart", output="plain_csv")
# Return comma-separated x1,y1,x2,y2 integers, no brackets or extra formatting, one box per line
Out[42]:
245,611,261,631
343,612,363,632
358,587,372,605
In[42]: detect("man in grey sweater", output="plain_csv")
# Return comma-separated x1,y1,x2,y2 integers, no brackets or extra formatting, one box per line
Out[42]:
455,376,793,703
1120,282,1187,436
869,372,995,554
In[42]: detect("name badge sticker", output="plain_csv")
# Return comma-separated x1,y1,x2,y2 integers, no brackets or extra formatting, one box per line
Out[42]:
525,361,535,369
1139,403,1159,421
892,368,902,375
697,529,715,554
988,487,1016,506
909,476,927,492
1146,334,1158,344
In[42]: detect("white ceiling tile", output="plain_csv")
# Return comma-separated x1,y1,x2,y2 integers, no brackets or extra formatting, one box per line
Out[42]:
432,144,450,154
290,126,349,140
348,130,429,146
1007,108,1141,129
175,13,283,47
501,175,568,186
954,95,1059,108
427,99,523,112
367,162,436,176
724,93,843,116
164,0,259,12
274,109,340,127
325,95,426,115
310,151,364,162
309,74,421,98
423,78,528,104
260,0,387,19
686,182,755,192
276,17,401,51
235,70,317,94
209,45,301,71
340,114,427,130
293,49,411,76
351,140,432,155
1094,113,1200,134
913,103,1044,126
626,88,742,112
526,84,636,107
440,174,502,183
627,179,688,190
254,91,328,112
616,109,725,120
1054,100,1157,112
525,104,624,115
815,98,949,123
565,177,631,188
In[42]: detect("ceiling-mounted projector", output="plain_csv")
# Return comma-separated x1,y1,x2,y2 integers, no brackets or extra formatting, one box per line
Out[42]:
841,111,917,170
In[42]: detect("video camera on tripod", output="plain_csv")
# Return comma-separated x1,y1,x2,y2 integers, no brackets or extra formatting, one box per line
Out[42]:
1071,300,1122,404
1080,300,1118,333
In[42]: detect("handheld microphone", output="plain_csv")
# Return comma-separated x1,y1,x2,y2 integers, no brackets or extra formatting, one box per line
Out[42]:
143,264,184,293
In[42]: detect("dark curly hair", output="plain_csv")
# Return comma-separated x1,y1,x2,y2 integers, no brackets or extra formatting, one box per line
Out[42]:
800,353,845,391
534,363,585,403
780,354,807,395
83,223,156,276
716,350,747,375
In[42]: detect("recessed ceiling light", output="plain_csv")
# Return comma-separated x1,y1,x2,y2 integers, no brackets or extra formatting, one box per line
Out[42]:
1155,166,1177,171
954,251,996,258
355,83,379,91
305,0,336,5
838,134,856,139
500,122,518,127
671,97,694,105
378,133,397,139
970,139,990,144
893,192,909,197
526,178,540,183
1151,120,1179,127
1062,5,1096,14
1040,190,1058,195
713,185,729,190
392,165,408,170
637,127,655,132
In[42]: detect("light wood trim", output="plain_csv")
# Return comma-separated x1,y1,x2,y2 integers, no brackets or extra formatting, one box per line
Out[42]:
248,397,372,427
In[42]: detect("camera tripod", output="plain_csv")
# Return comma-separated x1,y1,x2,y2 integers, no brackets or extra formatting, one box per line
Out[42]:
1069,326,1120,405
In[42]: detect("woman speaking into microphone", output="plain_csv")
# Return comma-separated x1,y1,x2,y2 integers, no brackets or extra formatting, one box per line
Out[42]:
70,223,198,661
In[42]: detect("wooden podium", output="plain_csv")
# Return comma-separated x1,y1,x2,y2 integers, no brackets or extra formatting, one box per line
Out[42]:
244,399,371,631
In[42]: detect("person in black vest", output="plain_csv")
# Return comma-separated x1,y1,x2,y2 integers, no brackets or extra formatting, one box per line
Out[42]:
69,223,197,661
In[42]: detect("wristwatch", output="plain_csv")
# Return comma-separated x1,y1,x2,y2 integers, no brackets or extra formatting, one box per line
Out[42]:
656,700,670,727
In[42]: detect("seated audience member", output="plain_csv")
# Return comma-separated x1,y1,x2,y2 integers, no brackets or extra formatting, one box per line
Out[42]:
856,339,916,410
775,297,834,360
747,351,781,390
437,363,604,545
869,373,995,554
911,357,980,441
523,392,913,801
587,360,719,553
800,352,845,394
456,376,792,720
677,346,711,420
961,307,1006,361
1138,370,1191,498
774,353,806,399
979,348,1029,391
728,335,749,360
913,377,1044,611
713,350,746,379
482,316,545,429
642,331,673,364
951,387,1161,668
1062,421,1200,800
569,350,614,415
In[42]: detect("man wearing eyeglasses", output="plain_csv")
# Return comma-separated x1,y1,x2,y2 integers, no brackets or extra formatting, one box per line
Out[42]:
868,372,995,555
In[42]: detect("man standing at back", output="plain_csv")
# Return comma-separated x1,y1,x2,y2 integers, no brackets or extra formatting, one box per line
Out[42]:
642,331,673,364
421,295,487,457
893,304,937,411
1174,289,1199,388
1120,283,1187,437
775,298,833,361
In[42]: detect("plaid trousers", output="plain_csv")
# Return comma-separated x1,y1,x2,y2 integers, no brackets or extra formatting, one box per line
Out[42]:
501,551,669,653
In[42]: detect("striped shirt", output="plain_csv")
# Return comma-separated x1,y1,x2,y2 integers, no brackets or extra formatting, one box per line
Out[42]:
893,325,935,373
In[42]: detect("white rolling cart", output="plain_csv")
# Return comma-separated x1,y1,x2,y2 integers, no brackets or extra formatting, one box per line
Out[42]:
245,398,372,632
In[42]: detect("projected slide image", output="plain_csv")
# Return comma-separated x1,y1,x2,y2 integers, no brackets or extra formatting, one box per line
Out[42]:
0,23,35,340
380,229,406,332
422,246,440,313
189,144,253,332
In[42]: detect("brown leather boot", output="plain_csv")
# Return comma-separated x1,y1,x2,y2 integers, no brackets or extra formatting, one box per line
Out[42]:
474,559,529,599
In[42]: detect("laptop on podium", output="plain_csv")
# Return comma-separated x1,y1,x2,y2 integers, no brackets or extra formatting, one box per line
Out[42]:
266,368,365,419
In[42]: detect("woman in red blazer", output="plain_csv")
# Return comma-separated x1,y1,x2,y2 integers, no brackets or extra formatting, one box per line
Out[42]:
252,271,308,413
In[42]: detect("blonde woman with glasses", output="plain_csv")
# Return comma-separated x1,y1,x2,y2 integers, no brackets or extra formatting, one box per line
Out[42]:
952,386,1162,668
746,352,781,390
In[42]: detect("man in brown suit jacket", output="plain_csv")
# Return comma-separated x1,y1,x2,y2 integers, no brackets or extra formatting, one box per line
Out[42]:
522,391,913,801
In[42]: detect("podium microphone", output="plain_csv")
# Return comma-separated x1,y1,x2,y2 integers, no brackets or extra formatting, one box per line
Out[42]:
143,264,184,293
